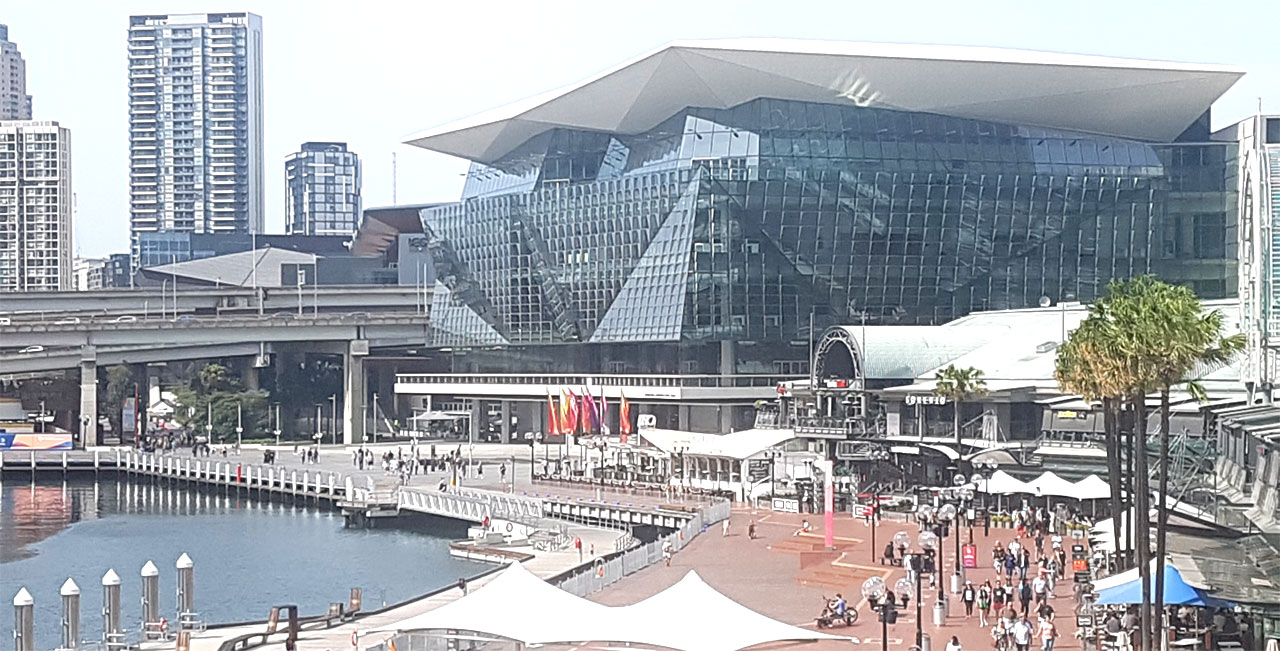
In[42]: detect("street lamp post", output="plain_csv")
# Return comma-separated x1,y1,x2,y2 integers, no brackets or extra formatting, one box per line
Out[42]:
235,402,243,449
916,530,939,648
867,447,891,563
861,576,892,651
937,502,960,593
272,403,281,446
763,448,781,500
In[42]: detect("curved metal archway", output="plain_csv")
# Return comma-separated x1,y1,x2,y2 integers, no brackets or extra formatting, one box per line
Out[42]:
811,327,865,389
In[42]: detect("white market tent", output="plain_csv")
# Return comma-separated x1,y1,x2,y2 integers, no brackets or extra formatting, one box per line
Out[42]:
373,563,846,650
621,571,848,651
983,470,1032,494
371,562,619,645
1075,475,1112,500
979,470,1113,499
1026,471,1079,497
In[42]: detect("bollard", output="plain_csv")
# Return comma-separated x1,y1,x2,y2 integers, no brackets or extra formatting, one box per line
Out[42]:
176,553,195,622
14,587,34,651
101,569,121,644
61,578,81,650
141,561,160,633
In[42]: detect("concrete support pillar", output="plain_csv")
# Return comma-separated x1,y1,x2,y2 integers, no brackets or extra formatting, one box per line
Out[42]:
469,400,482,443
79,347,98,447
242,363,260,392
500,401,512,444
342,341,368,446
678,405,691,432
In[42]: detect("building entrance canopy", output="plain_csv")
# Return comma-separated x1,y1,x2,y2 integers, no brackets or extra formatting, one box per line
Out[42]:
638,427,797,460
373,562,846,650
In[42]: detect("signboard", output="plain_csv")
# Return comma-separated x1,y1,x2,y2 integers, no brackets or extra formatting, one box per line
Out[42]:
0,433,73,450
122,397,137,434
747,459,770,482
961,544,978,568
637,414,657,431
853,504,873,518
836,440,888,461
770,498,800,513
906,394,947,406
1056,410,1088,420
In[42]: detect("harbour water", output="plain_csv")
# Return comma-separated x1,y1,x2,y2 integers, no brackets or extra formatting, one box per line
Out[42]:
0,476,484,647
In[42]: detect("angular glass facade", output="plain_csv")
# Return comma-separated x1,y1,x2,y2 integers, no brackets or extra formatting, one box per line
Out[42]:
422,98,1237,369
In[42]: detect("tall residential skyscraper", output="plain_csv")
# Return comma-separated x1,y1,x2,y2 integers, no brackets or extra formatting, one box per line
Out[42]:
127,13,264,263
0,121,72,292
284,142,361,236
0,25,32,120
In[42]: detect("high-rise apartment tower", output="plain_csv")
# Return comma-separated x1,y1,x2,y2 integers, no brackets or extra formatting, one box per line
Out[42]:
0,121,72,291
0,25,32,120
285,142,361,236
127,13,263,263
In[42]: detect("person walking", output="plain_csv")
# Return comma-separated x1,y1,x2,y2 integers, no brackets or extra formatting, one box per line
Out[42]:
1032,573,1049,607
962,581,976,618
722,518,730,536
945,635,963,651
1038,614,1058,651
992,580,1006,616
662,540,673,566
1011,615,1032,651
978,581,992,628
748,520,757,540
1018,579,1033,617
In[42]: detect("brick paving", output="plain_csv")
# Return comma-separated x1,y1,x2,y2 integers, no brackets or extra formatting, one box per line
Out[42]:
590,506,1085,651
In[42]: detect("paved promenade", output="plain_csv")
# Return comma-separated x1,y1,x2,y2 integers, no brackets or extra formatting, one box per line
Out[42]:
591,505,1085,651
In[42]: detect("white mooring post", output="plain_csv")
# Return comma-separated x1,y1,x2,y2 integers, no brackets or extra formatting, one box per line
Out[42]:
60,578,81,650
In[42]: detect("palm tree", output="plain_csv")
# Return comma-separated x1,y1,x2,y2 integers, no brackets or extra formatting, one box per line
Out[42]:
1136,282,1245,632
1055,327,1129,566
934,365,987,450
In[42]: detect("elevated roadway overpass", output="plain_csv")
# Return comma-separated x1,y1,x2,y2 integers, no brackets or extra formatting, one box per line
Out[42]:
0,311,432,447
0,285,427,321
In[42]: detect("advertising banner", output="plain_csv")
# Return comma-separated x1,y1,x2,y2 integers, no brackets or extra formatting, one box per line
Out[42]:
0,433,74,450
962,543,978,568
123,397,137,434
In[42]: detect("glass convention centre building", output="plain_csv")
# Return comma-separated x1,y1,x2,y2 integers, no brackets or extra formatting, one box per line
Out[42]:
394,39,1245,432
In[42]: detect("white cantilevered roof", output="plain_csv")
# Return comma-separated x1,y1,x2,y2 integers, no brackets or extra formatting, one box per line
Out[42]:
406,38,1244,164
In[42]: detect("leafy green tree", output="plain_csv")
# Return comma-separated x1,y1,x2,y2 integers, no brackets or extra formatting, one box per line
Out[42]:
933,365,987,449
102,365,140,437
171,363,268,443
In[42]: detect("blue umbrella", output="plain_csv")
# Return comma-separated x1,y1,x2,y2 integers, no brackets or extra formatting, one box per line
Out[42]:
1095,563,1234,607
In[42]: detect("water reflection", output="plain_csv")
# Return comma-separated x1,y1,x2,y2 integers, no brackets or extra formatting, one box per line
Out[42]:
0,476,481,647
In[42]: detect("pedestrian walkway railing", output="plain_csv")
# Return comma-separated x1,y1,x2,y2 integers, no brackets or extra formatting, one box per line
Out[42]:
119,451,354,501
396,486,545,524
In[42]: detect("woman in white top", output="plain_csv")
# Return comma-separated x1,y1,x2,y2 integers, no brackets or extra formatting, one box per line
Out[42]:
945,635,963,651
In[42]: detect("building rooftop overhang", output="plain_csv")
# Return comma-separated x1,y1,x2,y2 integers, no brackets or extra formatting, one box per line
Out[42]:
405,38,1245,164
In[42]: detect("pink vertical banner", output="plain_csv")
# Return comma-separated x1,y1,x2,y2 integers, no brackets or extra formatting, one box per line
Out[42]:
822,460,835,550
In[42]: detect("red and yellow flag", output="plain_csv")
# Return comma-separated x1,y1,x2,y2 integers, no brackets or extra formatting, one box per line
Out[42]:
546,391,560,436
619,392,632,444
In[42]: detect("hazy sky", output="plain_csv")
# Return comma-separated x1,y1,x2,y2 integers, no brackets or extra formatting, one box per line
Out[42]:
7,0,1279,257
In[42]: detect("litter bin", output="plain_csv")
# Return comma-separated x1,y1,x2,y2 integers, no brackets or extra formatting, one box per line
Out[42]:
921,632,931,651
933,600,947,626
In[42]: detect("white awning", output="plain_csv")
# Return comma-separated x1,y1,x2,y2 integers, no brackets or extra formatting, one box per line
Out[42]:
638,428,797,460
